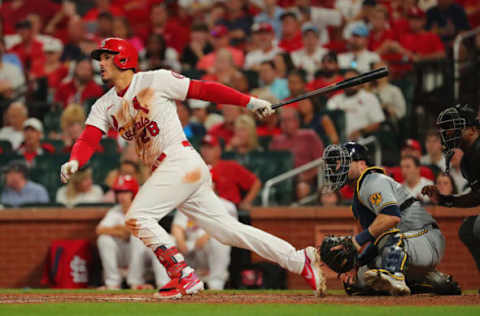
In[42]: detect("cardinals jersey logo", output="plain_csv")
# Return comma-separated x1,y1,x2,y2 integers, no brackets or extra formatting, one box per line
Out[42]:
369,192,382,207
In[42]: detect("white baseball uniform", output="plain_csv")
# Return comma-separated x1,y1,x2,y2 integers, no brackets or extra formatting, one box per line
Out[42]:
97,205,166,288
85,69,305,275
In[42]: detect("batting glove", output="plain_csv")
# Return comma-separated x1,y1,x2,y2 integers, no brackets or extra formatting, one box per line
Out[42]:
247,97,275,120
60,160,79,183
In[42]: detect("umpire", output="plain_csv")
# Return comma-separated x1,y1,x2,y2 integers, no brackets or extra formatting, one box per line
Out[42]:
321,142,459,296
422,104,480,289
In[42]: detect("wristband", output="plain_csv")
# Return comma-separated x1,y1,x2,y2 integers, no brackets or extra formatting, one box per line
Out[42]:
355,229,375,246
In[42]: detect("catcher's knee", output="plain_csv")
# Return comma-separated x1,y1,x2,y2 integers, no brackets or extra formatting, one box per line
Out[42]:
379,235,408,275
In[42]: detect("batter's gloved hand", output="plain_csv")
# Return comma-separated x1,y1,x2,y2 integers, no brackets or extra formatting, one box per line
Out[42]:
320,235,358,274
60,160,79,183
247,97,275,120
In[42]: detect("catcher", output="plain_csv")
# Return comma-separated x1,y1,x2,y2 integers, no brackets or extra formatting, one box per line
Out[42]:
320,142,460,296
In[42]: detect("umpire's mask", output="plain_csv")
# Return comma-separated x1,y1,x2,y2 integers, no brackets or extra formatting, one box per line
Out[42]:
320,144,351,192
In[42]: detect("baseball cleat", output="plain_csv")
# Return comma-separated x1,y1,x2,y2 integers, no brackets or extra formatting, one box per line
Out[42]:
301,246,327,297
364,269,411,296
153,272,204,299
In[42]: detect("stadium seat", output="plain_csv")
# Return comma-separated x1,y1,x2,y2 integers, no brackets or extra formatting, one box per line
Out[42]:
43,139,64,153
99,138,119,154
222,150,294,205
43,109,62,135
30,154,69,201
89,154,121,186
0,140,12,154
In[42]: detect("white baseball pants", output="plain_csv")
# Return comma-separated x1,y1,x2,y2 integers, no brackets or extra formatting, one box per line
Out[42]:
125,145,305,274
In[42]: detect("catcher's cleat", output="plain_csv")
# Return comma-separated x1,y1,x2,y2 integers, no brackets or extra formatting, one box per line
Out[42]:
301,246,327,297
364,269,411,296
153,271,204,299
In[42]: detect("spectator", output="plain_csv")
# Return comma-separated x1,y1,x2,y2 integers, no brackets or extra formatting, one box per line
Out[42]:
0,102,28,150
287,69,339,145
60,104,102,154
103,160,143,203
435,172,458,196
61,17,86,62
177,101,206,140
326,69,385,140
1,160,49,207
196,25,245,71
96,12,115,39
273,52,295,79
170,203,236,290
139,34,180,72
421,129,446,171
319,191,341,207
306,52,344,97
254,60,290,100
400,155,434,202
189,99,223,131
44,0,80,43
448,148,469,194
83,0,124,23
180,23,214,70
56,167,103,208
457,0,480,28
0,38,25,100
256,111,281,137
220,0,253,41
253,0,285,38
270,107,324,199
370,61,407,123
54,58,103,108
335,0,364,21
387,138,436,183
278,11,303,53
291,23,329,82
200,134,261,210
208,105,244,145
8,19,45,78
97,175,167,290
201,48,241,87
226,114,260,154
338,24,381,73
112,16,144,54
244,23,282,70
42,37,68,94
396,7,446,62
426,0,471,46
17,118,55,167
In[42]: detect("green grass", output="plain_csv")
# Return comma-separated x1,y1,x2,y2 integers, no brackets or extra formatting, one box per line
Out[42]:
0,303,479,316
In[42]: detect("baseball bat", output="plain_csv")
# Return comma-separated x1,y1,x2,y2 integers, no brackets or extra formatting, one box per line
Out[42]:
271,67,389,110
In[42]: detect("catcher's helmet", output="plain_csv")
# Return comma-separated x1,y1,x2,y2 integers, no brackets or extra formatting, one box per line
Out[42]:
436,104,479,153
91,37,138,70
343,141,370,164
320,144,352,192
112,175,139,197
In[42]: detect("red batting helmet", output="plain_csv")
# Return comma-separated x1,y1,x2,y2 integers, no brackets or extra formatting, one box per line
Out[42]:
112,175,139,197
91,37,138,70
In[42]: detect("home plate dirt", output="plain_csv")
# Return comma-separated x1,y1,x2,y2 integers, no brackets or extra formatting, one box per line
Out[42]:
0,292,479,305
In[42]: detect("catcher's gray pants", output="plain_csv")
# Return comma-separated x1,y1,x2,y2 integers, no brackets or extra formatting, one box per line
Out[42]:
357,226,445,285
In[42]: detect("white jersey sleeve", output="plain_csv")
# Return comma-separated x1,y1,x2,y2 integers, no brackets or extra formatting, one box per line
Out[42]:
85,97,110,133
151,69,190,101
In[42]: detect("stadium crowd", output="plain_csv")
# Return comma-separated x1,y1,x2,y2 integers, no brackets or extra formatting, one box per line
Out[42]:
0,0,479,290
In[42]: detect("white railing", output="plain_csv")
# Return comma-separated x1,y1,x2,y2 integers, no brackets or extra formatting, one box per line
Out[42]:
453,27,480,100
261,136,381,206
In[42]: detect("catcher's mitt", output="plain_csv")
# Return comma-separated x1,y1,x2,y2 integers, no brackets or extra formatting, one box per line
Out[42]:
320,235,358,274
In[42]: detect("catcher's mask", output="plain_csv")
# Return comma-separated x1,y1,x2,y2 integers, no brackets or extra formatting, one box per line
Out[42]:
437,104,479,170
320,144,352,192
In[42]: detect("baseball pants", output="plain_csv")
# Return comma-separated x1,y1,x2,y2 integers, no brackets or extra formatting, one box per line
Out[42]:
97,234,167,288
125,145,305,274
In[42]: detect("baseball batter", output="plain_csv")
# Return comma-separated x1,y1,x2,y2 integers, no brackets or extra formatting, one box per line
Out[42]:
320,142,459,296
60,38,326,299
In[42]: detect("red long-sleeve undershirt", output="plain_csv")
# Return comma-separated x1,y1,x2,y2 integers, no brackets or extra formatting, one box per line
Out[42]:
70,80,252,166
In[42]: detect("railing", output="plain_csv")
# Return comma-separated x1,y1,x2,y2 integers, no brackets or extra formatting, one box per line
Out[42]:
453,27,480,100
261,136,381,206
